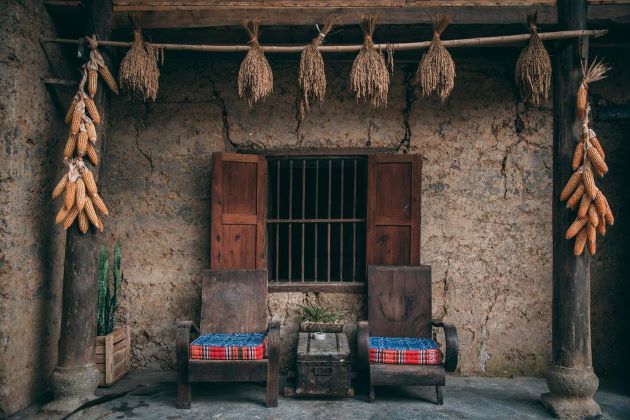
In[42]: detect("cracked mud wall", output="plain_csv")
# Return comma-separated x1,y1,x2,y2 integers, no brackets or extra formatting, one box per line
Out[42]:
0,1,66,416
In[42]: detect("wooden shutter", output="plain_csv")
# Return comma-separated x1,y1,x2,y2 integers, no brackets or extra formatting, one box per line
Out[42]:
211,152,266,269
366,154,421,265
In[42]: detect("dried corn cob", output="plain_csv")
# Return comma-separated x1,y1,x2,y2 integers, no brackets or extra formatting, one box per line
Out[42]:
586,147,608,175
597,219,607,236
588,204,599,227
88,67,98,98
55,206,70,224
594,190,608,216
98,64,119,95
582,168,597,199
572,143,584,171
91,193,109,216
70,104,83,135
84,197,102,229
77,131,88,156
86,144,99,166
587,223,596,243
589,135,605,160
587,236,596,256
85,120,97,142
566,183,585,209
63,134,77,158
573,227,587,255
63,206,80,229
52,174,68,199
566,216,588,239
65,97,77,124
81,168,97,195
84,97,100,124
576,84,587,120
604,200,614,225
64,180,76,209
560,170,583,201
78,210,89,233
75,178,86,211
577,194,591,219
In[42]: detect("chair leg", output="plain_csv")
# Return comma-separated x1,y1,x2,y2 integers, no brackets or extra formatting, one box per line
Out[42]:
369,385,375,403
436,386,444,405
266,380,278,408
176,378,191,409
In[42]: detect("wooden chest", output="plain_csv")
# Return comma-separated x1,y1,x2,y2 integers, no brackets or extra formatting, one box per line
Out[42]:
295,332,352,397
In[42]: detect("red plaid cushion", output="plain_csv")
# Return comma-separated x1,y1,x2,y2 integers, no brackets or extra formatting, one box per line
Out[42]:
190,333,267,360
369,337,442,365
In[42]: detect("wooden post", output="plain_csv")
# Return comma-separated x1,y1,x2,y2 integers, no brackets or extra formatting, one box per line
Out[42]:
541,0,601,417
43,0,113,414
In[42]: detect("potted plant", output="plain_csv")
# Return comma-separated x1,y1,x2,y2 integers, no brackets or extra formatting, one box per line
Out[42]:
298,304,343,336
95,241,130,387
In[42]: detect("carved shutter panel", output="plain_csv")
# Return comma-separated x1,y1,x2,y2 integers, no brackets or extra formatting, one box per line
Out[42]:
366,154,421,265
211,152,267,269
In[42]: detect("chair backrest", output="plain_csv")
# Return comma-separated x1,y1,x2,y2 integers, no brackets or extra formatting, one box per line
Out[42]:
200,269,268,334
367,265,432,338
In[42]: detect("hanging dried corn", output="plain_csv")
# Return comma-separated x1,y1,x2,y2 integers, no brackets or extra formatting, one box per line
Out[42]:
416,15,455,101
350,15,389,108
515,13,552,104
238,19,273,108
560,60,612,256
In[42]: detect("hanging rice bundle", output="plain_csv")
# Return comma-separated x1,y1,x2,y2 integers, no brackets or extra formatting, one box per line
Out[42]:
119,14,161,102
298,17,338,118
515,13,551,105
416,15,455,101
576,59,609,120
238,20,273,108
350,15,389,108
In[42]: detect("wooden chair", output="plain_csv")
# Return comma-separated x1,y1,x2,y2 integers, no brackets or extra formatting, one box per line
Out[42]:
357,265,458,404
176,269,280,408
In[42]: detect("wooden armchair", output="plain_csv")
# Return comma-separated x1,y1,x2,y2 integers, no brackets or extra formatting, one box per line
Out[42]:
357,266,458,404
176,269,280,408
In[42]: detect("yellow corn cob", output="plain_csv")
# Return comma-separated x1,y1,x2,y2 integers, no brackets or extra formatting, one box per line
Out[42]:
573,227,587,256
98,64,119,95
84,197,102,229
52,174,68,199
588,204,599,228
86,144,99,166
590,136,605,160
560,171,582,202
572,143,584,171
91,193,109,216
88,68,98,97
75,178,86,211
84,97,100,125
594,190,607,216
78,210,89,233
64,180,76,209
586,147,608,175
577,194,591,219
576,84,587,121
77,131,88,156
86,120,97,142
64,98,77,124
604,199,614,226
597,218,607,236
63,206,80,229
587,236,596,256
70,107,83,135
566,183,585,209
55,206,69,224
63,134,77,158
587,223,596,243
566,216,588,239
81,168,97,195
582,168,597,199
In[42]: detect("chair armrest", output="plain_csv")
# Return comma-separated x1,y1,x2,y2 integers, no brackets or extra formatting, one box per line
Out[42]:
432,319,458,372
176,320,199,362
357,320,370,370
267,319,280,361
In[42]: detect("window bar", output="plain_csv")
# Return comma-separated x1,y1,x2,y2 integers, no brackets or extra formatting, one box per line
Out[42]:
275,160,280,282
339,159,344,282
288,160,293,282
301,159,306,282
314,160,319,281
327,159,332,282
352,159,357,282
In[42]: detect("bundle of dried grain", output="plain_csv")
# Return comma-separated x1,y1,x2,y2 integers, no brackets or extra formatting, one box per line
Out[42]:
119,15,161,102
515,13,551,105
416,15,455,101
238,20,273,108
576,59,609,120
350,15,389,108
298,17,338,118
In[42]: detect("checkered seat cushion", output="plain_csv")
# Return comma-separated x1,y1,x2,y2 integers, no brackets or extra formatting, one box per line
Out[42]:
190,333,267,360
369,337,442,365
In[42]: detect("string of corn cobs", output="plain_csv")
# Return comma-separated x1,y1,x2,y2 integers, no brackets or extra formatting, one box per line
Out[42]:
54,36,117,234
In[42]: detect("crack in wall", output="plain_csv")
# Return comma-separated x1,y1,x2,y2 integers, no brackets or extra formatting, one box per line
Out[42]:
366,109,376,147
479,287,501,373
397,68,417,153
294,96,303,146
208,64,237,152
134,118,154,193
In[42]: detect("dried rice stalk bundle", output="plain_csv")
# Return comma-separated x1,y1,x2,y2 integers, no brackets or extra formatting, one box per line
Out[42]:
416,15,455,101
119,14,161,102
298,17,338,119
351,15,389,108
577,59,609,120
515,13,551,105
238,20,273,108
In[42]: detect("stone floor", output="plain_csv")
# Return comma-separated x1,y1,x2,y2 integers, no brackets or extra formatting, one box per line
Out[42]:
12,371,630,419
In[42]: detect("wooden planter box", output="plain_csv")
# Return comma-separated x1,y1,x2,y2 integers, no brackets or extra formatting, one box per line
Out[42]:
300,321,344,333
96,325,131,387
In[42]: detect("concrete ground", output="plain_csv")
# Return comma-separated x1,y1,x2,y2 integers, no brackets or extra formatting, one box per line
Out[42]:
11,371,630,420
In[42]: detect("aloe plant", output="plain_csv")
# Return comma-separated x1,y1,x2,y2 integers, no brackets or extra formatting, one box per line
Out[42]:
298,304,340,324
97,241,123,336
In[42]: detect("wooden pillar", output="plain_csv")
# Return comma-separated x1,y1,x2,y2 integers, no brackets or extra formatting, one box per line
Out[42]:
43,0,113,414
541,0,601,417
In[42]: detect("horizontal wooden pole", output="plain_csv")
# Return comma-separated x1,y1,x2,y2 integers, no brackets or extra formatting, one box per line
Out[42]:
41,29,607,54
